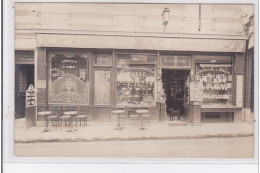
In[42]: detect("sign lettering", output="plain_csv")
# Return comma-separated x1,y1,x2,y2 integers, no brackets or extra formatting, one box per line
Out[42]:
161,56,191,68
26,85,36,107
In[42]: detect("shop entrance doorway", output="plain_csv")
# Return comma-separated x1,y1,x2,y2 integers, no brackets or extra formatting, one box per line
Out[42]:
161,70,190,121
15,64,34,119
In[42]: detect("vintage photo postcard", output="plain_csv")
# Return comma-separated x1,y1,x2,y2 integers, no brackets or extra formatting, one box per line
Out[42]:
8,2,256,159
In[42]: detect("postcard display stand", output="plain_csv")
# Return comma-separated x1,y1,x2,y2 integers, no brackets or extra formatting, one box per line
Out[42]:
25,84,36,129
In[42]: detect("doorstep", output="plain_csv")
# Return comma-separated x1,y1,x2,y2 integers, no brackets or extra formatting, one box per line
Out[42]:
167,120,189,126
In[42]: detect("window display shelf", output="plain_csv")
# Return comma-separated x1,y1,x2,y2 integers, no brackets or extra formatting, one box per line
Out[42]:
195,63,233,105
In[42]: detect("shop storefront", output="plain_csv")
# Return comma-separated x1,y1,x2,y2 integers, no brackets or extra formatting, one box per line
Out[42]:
35,34,246,123
194,55,236,122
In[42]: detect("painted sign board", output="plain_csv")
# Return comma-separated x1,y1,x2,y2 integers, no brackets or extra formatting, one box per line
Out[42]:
160,55,191,69
26,84,36,107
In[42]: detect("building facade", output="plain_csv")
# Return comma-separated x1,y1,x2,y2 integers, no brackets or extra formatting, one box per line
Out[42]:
15,3,254,123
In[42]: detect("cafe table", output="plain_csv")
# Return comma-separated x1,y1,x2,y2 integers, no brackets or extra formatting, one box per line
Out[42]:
112,110,125,131
37,111,52,132
136,109,149,130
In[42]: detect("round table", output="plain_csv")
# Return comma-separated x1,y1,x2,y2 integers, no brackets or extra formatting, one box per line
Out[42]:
136,109,148,130
37,111,52,131
64,111,78,116
112,110,125,130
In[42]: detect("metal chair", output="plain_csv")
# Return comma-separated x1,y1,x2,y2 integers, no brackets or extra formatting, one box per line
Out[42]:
46,106,60,129
60,106,74,126
128,107,140,126
76,106,88,127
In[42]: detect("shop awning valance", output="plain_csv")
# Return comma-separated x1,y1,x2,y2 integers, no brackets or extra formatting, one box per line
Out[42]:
36,34,246,53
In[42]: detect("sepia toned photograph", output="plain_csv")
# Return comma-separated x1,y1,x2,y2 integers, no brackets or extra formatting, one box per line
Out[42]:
13,2,255,158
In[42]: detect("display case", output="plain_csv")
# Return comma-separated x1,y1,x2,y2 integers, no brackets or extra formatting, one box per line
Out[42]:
195,64,233,105
116,53,156,106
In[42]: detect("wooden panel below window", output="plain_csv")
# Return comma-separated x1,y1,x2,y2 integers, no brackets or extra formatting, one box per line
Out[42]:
201,112,233,122
92,107,111,121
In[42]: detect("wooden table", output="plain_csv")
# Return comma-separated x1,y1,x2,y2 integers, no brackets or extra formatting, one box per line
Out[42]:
37,111,52,131
136,109,148,130
112,110,125,131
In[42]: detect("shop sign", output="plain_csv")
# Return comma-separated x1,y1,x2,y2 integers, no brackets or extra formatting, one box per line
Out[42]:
160,56,191,69
15,51,34,64
95,54,112,65
61,59,78,69
26,84,36,107
119,66,154,74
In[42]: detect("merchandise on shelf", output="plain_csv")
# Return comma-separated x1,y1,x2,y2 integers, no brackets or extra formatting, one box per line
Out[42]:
116,57,156,106
195,64,233,105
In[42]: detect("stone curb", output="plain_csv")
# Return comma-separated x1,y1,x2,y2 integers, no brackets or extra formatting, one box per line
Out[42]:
14,132,254,143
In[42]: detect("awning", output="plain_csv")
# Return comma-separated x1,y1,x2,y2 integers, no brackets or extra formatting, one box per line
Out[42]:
36,33,246,53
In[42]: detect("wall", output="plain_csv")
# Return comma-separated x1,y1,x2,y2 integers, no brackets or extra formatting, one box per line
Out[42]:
15,3,253,34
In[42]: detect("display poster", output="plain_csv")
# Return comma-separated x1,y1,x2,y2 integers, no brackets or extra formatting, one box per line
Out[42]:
94,70,111,105
190,81,203,102
236,75,243,107
26,84,36,107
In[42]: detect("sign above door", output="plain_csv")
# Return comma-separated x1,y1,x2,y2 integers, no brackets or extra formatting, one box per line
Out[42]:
160,55,191,69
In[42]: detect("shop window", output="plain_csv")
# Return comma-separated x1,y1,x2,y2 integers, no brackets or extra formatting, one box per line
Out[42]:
195,56,233,106
116,53,156,106
48,52,90,104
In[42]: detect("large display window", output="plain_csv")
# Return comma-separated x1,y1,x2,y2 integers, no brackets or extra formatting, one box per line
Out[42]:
195,56,233,106
116,53,156,106
48,52,90,104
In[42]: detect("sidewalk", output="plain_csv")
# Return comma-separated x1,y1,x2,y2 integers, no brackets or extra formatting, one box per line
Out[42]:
15,118,254,143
